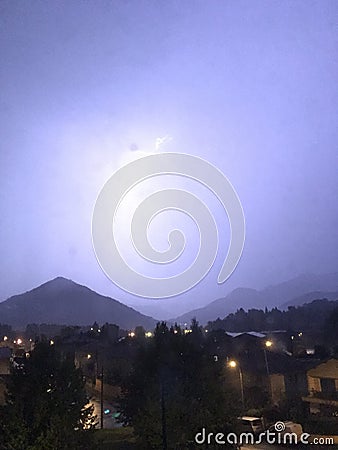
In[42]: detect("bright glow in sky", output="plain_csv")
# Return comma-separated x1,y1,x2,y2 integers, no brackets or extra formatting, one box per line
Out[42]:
0,1,337,317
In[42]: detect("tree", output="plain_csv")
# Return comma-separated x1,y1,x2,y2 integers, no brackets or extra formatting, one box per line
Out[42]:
119,322,238,449
0,341,96,450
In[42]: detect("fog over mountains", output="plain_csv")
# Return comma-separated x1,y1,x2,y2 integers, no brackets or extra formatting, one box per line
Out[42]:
0,272,337,329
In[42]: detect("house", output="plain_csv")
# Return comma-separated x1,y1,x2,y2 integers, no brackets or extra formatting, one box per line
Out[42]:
227,336,317,408
302,359,338,416
0,347,12,405
0,347,12,375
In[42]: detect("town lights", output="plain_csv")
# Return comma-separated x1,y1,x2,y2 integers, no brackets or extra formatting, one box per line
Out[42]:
228,360,237,368
265,340,272,348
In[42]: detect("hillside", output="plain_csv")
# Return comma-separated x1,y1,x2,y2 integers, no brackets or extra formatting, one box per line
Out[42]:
279,291,338,310
173,272,338,325
0,277,156,330
206,298,338,333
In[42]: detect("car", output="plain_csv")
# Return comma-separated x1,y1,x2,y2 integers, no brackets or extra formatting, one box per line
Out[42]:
237,416,265,435
268,421,304,443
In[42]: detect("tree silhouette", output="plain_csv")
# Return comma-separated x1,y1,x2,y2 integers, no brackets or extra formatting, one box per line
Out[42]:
119,321,238,449
0,341,96,450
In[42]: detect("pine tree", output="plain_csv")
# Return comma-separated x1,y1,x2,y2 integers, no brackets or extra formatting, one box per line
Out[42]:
0,341,96,450
119,321,238,449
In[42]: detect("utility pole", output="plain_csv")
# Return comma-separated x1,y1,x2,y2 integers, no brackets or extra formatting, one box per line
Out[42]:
238,366,245,409
100,365,104,429
160,375,167,450
161,382,167,450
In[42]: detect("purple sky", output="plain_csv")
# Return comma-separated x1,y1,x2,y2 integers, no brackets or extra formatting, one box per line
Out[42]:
1,1,337,318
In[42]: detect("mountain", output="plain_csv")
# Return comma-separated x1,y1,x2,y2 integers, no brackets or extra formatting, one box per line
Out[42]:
172,288,265,325
173,272,338,325
279,291,338,310
262,272,338,306
0,277,156,330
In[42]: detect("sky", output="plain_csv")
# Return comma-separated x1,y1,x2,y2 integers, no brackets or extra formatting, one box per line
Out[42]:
0,0,337,318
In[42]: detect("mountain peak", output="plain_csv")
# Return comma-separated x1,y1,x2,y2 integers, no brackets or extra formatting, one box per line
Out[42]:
49,276,77,286
0,278,156,329
34,276,78,293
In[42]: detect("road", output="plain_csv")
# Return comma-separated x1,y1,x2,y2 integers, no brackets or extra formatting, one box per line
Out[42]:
89,396,122,429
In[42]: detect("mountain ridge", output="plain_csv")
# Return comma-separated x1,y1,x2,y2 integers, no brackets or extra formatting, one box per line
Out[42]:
172,272,338,324
1,272,337,329
0,277,156,330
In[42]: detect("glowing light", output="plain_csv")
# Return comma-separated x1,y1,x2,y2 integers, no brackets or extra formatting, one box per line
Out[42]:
87,354,92,359
228,360,237,368
17,338,23,345
155,135,172,151
265,340,272,348
145,331,153,338
129,332,135,338
50,340,54,346
3,336,8,341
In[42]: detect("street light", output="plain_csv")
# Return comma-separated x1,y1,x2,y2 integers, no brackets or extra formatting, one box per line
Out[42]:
263,340,272,401
228,359,244,408
264,341,272,374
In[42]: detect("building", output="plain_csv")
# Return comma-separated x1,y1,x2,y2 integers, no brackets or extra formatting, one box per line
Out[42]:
302,359,338,416
0,347,12,375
